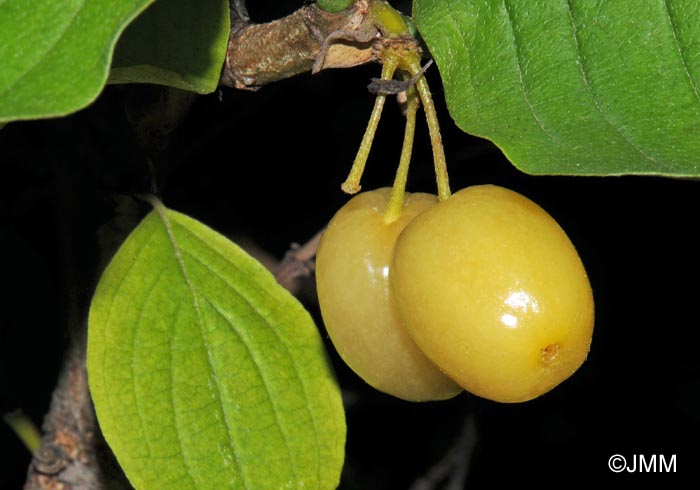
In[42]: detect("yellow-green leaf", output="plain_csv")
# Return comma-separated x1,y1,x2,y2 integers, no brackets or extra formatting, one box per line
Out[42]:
88,200,345,489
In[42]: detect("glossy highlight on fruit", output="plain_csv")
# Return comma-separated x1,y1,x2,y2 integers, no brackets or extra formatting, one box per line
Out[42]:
316,189,462,401
391,185,594,403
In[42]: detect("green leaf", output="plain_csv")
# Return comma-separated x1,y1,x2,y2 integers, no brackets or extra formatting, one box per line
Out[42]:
109,0,230,93
0,0,154,123
88,200,345,489
413,0,700,176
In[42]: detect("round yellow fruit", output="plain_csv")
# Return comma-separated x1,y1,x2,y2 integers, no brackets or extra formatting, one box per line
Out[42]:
315,188,462,401
390,185,594,403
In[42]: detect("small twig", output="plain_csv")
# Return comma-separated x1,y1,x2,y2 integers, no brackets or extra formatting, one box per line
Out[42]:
221,1,379,90
3,410,42,452
408,413,477,490
274,228,325,294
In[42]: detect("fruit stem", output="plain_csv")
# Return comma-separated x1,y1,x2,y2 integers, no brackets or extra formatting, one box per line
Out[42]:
384,85,418,224
408,58,451,202
341,56,398,194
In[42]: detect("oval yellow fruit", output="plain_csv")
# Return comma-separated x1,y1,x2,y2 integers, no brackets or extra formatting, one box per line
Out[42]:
316,188,462,401
391,185,594,403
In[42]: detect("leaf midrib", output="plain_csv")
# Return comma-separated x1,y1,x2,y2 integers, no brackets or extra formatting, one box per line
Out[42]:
152,201,252,490
177,225,324,488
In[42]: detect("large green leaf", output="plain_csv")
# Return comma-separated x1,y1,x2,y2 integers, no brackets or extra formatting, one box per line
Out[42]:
413,0,700,176
88,200,345,489
0,0,153,122
109,0,230,93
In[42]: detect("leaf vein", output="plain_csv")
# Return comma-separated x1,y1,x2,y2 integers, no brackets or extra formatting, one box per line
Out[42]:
172,221,323,480
166,296,199,487
444,0,478,124
154,202,251,490
99,224,159,466
564,0,661,165
199,295,302,482
661,0,700,114
128,262,172,464
501,0,564,147
0,0,87,99
182,242,322,486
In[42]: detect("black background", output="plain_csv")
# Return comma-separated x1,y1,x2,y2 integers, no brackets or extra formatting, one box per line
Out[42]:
1,1,698,488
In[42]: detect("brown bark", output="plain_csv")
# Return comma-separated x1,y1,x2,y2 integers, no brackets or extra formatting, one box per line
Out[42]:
220,1,381,90
23,338,131,490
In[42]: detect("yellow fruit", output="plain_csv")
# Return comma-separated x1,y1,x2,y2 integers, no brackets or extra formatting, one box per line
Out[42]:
315,188,462,401
391,185,594,403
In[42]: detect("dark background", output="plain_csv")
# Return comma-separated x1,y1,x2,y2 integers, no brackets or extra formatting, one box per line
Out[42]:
1,1,698,488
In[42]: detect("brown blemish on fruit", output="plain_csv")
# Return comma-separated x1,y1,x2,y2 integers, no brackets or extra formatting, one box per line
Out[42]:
541,343,560,364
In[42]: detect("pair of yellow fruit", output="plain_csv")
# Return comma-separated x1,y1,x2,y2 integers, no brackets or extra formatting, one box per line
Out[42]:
316,184,594,403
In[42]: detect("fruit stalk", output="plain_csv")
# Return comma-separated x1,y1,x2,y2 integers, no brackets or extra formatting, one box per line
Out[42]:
384,85,418,224
342,56,399,194
408,58,451,202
